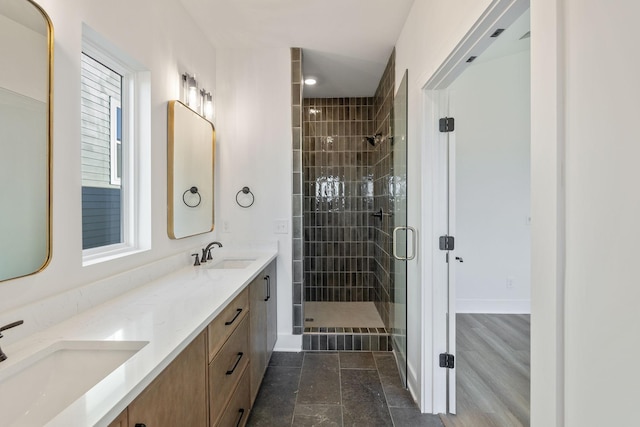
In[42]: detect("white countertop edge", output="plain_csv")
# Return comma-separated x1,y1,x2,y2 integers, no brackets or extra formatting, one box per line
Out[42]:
1,248,277,427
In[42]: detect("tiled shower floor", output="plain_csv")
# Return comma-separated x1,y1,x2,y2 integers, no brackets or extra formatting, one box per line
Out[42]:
302,302,390,351
247,351,444,427
304,302,385,328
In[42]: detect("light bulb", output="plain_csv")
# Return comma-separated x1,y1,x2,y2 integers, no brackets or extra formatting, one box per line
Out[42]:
203,92,213,120
186,74,198,110
188,86,198,109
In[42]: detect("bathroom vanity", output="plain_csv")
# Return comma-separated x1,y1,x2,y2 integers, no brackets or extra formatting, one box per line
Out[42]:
0,249,278,427
112,258,277,427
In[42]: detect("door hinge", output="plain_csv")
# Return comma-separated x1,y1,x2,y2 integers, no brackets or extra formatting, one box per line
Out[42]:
439,117,455,132
439,353,455,369
439,235,455,251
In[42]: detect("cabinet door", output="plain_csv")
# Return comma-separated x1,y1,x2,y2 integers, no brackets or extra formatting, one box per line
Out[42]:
128,332,207,427
265,261,277,358
249,274,267,404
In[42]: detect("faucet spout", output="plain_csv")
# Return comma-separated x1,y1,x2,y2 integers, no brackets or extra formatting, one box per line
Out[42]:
201,241,223,262
0,320,24,362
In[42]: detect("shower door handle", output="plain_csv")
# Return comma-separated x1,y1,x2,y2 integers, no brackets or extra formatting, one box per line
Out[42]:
393,226,417,261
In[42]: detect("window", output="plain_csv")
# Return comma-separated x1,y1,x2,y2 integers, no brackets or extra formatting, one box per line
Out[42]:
81,26,150,264
81,54,123,250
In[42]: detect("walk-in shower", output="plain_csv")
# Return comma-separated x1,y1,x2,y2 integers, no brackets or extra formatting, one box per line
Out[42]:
299,51,397,352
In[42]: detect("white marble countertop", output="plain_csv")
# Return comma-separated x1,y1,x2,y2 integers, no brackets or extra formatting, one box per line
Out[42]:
1,247,277,427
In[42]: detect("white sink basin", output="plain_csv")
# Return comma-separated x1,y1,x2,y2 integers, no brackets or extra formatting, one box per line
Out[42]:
207,258,256,269
0,340,148,427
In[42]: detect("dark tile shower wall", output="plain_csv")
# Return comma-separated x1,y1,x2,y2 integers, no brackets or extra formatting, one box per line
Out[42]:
372,51,395,328
291,48,304,335
303,97,376,302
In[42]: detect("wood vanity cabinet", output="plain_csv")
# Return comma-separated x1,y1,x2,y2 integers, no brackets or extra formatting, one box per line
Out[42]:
126,332,208,427
249,260,277,403
107,260,277,427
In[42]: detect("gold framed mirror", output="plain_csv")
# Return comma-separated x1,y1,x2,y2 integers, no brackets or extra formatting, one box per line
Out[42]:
0,0,53,282
167,100,215,239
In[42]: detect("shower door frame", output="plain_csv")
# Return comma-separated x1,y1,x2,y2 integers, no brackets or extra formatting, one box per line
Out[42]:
390,70,411,387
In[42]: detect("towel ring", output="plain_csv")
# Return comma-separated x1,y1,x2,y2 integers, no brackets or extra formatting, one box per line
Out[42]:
236,186,255,208
183,186,201,208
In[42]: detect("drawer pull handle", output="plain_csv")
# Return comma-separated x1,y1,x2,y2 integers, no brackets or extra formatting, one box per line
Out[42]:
225,308,243,325
235,408,245,427
226,352,244,375
264,275,270,301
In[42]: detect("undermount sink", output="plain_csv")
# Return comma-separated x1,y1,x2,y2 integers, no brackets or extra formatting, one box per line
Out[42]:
0,340,148,427
207,258,256,269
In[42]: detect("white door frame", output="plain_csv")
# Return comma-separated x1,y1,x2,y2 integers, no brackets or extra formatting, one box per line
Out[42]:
418,0,530,414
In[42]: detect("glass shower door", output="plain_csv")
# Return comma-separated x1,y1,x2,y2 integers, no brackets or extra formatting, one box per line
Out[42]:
391,70,410,386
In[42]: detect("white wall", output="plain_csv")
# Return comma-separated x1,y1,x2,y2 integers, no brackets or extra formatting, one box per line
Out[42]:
449,50,531,314
214,48,297,349
0,0,219,326
394,0,494,411
532,0,640,426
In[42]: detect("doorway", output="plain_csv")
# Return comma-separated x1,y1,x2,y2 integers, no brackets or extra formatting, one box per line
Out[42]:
423,1,531,421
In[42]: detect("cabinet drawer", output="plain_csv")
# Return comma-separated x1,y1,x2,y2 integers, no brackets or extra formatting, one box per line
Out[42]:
214,364,251,427
208,288,249,361
209,316,250,425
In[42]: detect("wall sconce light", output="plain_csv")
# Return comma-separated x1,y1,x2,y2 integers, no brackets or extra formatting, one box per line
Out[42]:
204,91,213,121
182,72,214,121
182,73,198,110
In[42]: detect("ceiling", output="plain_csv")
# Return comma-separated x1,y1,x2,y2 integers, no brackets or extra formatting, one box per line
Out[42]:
178,0,416,97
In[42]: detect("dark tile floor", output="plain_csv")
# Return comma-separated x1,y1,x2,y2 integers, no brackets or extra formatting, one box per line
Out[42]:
247,352,444,427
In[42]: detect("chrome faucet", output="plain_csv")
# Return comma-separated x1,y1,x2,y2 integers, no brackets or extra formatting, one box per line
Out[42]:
200,241,223,263
0,320,24,362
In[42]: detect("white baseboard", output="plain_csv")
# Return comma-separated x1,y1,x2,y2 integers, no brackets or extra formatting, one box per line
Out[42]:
274,333,302,352
456,299,531,314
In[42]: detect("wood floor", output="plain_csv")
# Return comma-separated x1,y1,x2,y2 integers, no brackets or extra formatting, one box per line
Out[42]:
440,314,530,427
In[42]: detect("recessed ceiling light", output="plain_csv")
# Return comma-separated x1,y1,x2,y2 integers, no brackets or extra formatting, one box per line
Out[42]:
304,78,317,85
